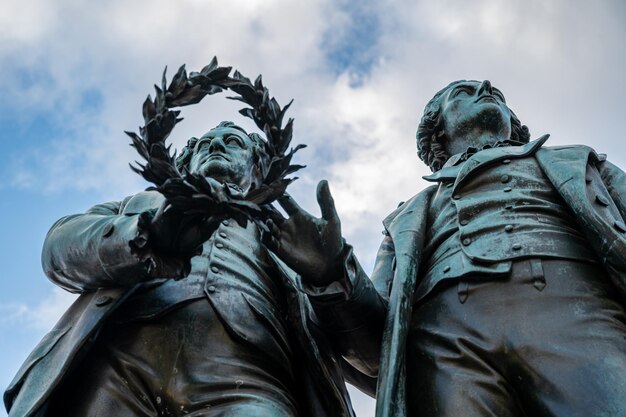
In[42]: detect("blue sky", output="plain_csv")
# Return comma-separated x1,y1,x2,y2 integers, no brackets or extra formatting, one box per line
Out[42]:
1,1,626,416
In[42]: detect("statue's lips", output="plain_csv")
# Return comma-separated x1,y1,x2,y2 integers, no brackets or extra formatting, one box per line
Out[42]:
204,154,230,161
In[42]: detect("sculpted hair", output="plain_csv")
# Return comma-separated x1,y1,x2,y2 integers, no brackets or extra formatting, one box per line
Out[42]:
175,121,270,179
416,80,531,172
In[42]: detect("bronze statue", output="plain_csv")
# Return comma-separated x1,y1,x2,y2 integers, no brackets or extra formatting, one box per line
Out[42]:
268,80,626,417
4,61,359,417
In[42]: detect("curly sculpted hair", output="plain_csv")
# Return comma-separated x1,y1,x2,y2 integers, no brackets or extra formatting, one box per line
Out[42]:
416,80,531,172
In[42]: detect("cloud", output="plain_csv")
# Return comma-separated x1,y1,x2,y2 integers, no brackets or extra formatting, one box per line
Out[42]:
0,288,76,332
2,2,626,415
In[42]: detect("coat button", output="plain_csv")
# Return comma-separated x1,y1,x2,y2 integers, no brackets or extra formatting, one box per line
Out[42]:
505,225,513,232
211,266,219,273
512,243,522,251
460,219,469,226
500,175,510,183
443,266,451,273
207,285,216,293
215,242,224,249
219,232,227,238
102,224,115,238
462,238,471,246
595,195,610,207
502,159,511,164
95,295,112,306
503,187,512,192
614,221,626,233
222,220,229,226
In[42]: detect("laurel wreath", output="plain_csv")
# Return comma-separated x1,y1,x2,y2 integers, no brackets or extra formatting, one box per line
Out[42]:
124,57,304,225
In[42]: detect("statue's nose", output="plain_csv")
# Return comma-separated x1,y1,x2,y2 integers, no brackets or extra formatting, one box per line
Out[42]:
209,136,226,153
477,80,493,96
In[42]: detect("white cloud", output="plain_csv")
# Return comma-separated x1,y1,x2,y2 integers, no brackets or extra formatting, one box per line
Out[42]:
2,1,626,416
0,288,76,332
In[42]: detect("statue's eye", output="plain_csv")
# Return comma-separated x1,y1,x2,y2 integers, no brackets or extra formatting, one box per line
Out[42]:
225,136,244,147
452,87,471,98
195,138,212,150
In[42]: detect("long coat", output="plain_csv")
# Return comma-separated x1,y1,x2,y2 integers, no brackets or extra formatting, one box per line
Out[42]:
317,138,626,417
4,192,357,417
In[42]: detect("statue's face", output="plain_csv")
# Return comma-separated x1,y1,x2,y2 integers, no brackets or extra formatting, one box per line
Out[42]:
188,126,258,190
439,80,512,155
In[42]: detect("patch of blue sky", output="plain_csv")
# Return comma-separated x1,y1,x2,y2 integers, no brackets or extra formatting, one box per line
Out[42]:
322,1,382,87
0,188,100,304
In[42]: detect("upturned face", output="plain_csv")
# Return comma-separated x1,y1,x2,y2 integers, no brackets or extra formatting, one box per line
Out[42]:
188,126,258,191
439,80,512,155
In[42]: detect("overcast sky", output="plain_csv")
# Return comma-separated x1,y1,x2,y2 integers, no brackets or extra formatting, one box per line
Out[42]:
1,1,626,416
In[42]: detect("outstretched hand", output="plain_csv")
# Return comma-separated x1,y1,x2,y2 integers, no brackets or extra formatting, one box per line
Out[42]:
265,180,345,286
148,201,225,258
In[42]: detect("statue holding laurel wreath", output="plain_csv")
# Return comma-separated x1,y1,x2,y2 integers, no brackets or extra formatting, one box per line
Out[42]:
4,58,359,417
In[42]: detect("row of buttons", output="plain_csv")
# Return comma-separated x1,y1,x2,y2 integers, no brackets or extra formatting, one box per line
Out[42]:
207,220,230,293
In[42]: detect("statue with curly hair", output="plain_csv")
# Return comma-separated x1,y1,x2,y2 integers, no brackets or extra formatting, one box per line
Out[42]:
268,80,626,417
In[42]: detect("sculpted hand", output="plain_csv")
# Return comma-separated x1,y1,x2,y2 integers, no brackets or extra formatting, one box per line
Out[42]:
266,180,345,286
147,202,225,258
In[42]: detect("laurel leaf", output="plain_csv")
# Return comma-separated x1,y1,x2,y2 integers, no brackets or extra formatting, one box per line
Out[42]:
284,164,306,176
254,75,263,89
277,99,293,126
142,96,156,122
167,65,188,98
201,57,219,75
278,118,294,155
208,66,232,81
238,108,256,120
161,66,168,93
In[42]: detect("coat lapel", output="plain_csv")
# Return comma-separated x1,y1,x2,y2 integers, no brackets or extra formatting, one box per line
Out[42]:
376,186,435,417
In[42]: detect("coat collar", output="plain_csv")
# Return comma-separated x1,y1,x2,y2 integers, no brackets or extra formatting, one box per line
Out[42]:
422,134,550,184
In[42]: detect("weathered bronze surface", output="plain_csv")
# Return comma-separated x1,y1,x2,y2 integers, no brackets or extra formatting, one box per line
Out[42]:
270,80,626,417
3,63,355,417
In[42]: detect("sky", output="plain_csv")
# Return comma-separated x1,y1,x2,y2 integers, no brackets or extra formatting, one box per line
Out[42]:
1,0,626,416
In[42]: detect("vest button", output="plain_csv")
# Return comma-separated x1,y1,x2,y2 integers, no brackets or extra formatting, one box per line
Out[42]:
512,243,522,250
215,242,224,249
500,175,510,183
503,187,512,192
595,195,610,207
211,266,219,273
504,225,513,232
614,221,626,233
462,238,471,246
502,159,511,164
443,266,451,273
219,232,227,238
207,285,216,293
460,219,469,226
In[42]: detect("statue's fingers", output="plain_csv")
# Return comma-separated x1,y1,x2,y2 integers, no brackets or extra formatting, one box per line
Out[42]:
261,223,281,252
316,180,339,223
265,219,282,238
278,193,305,217
266,207,286,225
